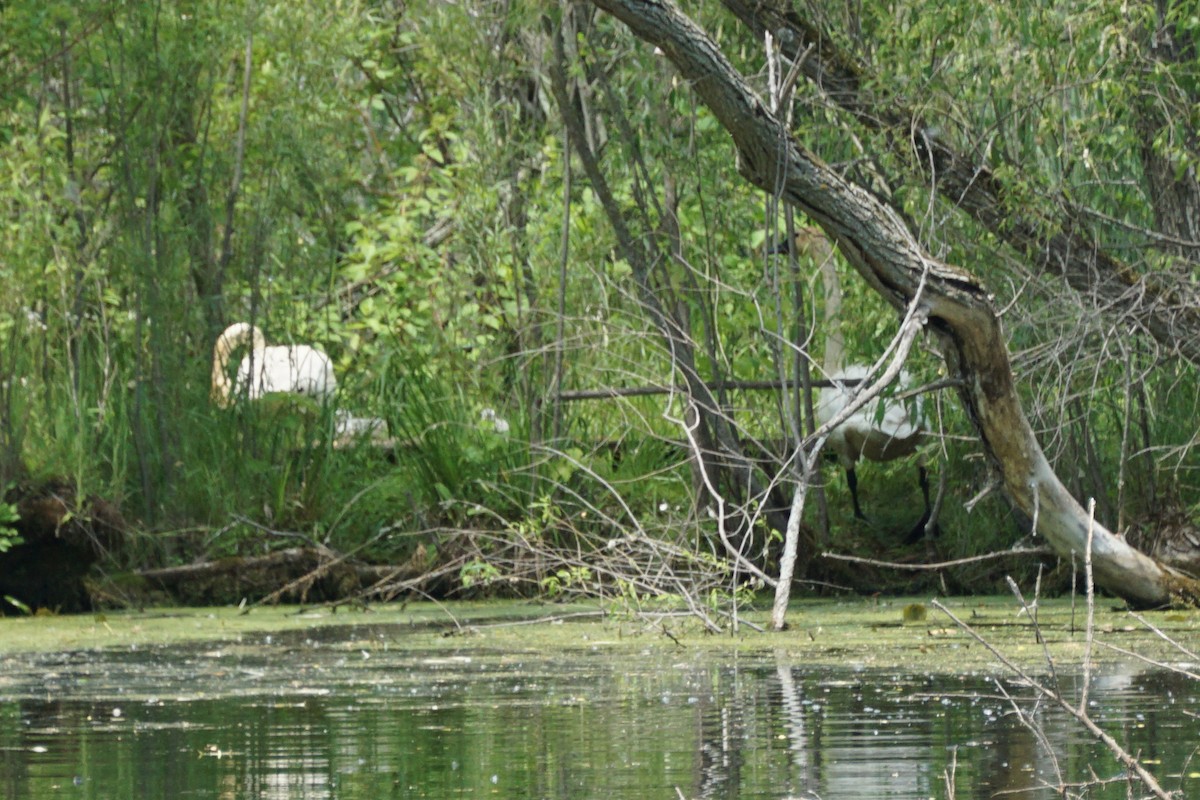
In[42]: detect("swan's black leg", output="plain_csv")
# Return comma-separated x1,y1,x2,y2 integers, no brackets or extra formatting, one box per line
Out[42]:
846,467,868,520
903,465,940,544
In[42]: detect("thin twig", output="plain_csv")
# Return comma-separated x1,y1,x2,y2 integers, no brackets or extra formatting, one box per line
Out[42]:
680,404,777,591
1096,641,1200,681
1127,609,1200,661
993,678,1064,792
931,599,1175,800
218,34,253,274
1079,497,1096,715
821,546,1054,571
1005,575,1058,688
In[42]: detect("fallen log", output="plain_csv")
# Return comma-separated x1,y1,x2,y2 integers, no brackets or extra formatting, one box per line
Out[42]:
137,547,424,606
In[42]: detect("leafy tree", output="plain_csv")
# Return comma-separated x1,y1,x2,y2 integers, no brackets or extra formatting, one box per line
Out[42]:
3,0,1200,615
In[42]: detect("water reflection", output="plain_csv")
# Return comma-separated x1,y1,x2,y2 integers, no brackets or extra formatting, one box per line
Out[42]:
0,627,1196,799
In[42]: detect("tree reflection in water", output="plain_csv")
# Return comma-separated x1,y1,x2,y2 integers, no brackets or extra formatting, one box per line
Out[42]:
0,637,1196,799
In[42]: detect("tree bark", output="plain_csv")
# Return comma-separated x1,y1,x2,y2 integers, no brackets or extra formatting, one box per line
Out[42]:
588,0,1200,609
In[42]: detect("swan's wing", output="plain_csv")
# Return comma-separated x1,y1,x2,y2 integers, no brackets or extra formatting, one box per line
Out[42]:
818,389,925,464
278,345,336,395
237,346,336,397
870,397,923,439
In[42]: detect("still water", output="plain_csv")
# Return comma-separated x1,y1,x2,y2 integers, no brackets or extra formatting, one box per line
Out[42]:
0,621,1197,799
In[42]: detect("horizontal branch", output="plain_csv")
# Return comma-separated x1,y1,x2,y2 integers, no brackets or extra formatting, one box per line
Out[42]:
558,377,960,402
558,378,833,401
822,546,1055,572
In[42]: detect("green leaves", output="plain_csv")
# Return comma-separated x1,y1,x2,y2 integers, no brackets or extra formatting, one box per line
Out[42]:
0,498,22,554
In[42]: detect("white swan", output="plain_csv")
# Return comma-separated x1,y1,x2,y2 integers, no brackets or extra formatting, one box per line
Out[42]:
211,322,337,408
816,365,930,525
772,229,936,541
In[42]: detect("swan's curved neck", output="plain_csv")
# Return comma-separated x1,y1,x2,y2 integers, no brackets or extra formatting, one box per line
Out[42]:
820,255,844,373
212,323,266,407
793,227,844,373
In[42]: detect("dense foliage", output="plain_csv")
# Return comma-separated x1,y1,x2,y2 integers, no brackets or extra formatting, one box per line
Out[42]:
2,0,1199,606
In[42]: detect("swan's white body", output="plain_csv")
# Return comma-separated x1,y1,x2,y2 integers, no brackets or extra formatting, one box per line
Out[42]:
817,365,933,541
773,228,934,538
817,365,925,472
212,322,337,407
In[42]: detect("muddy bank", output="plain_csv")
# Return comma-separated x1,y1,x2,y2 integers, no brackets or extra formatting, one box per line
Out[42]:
1,481,126,614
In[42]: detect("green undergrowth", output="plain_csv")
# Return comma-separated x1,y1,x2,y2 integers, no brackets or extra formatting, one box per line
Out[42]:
0,596,1195,675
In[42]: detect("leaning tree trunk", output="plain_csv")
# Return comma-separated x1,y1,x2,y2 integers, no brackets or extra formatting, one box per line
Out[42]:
720,0,1200,372
587,0,1200,609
